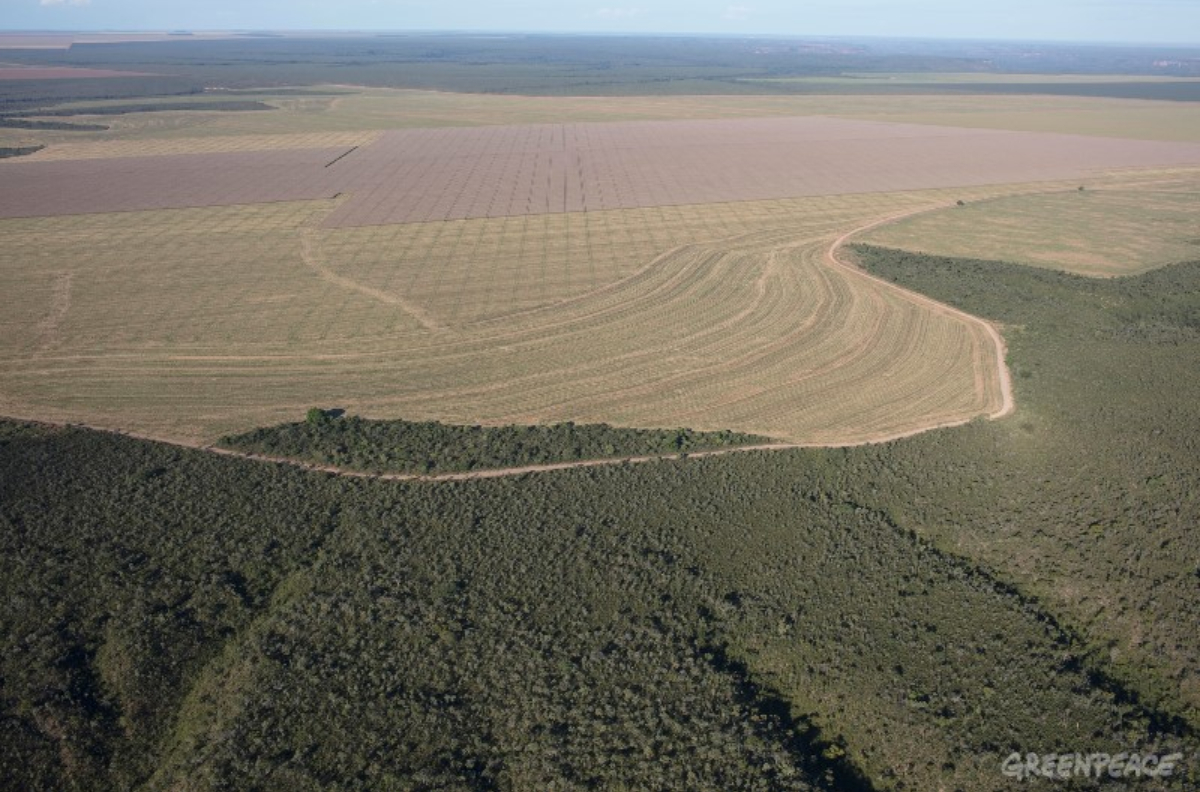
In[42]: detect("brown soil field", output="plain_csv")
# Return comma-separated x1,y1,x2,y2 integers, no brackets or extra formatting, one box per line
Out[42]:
5,116,1200,223
0,148,344,217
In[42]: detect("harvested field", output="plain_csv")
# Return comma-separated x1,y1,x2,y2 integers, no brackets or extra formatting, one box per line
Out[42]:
863,175,1200,277
0,148,342,217
0,189,1011,444
322,117,1200,226
846,102,1200,144
5,116,1200,222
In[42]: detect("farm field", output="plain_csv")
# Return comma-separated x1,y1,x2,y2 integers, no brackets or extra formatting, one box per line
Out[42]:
0,187,1013,444
6,89,1200,153
7,115,1200,221
4,89,1200,444
864,173,1200,277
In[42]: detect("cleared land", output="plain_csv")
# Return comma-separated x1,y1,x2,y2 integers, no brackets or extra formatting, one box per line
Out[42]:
864,176,1200,277
96,89,1200,142
7,89,1200,151
3,94,1198,445
5,116,1200,222
0,188,1015,444
323,118,1200,225
0,148,343,217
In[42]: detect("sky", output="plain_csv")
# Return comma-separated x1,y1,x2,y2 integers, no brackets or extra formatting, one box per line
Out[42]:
6,0,1200,45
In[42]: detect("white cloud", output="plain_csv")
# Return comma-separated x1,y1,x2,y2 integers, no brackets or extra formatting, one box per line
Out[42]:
40,0,92,6
723,4,751,21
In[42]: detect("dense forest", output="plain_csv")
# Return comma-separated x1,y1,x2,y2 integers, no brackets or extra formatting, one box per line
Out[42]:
3,246,1199,789
220,414,772,475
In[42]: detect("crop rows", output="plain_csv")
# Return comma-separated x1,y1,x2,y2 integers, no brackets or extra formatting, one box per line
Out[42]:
321,117,1200,226
6,116,1200,222
0,188,1015,443
0,148,341,218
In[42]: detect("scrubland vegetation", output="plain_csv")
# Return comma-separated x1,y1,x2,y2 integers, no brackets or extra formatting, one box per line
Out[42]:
221,415,770,474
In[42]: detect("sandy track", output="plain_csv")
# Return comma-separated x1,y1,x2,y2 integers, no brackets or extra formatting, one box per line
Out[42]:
825,206,1015,421
299,227,446,332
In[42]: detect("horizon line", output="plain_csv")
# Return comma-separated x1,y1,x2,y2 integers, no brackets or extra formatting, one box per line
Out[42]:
1,29,1199,48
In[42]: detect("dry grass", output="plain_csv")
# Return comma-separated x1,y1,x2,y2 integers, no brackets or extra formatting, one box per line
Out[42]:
863,172,1200,277
0,187,1020,444
844,101,1200,144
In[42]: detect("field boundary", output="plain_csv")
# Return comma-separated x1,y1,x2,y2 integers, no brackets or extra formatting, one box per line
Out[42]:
828,205,1015,421
298,224,447,332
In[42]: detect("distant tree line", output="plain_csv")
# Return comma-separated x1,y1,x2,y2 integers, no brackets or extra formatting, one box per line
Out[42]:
0,145,44,159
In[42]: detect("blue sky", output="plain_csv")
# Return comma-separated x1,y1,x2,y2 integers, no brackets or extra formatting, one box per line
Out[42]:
7,0,1200,44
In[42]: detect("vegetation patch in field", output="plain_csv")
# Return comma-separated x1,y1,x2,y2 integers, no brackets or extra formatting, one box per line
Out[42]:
220,413,773,474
